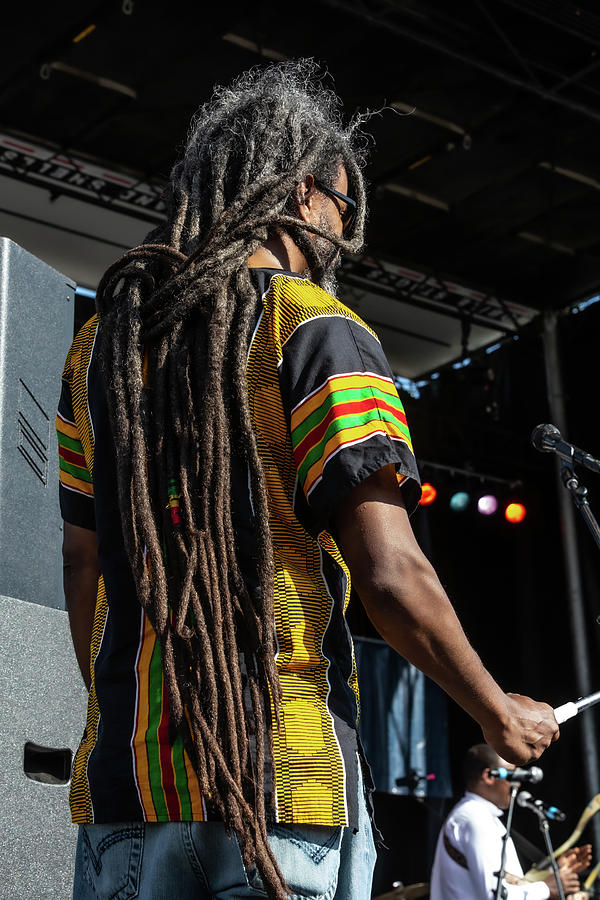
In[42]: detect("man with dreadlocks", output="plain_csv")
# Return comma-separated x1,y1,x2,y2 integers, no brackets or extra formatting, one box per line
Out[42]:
57,60,559,900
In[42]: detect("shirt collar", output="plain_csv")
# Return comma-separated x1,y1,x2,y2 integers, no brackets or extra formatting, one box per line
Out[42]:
464,790,504,818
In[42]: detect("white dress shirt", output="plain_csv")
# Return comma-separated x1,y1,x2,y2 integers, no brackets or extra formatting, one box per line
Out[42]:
429,792,551,900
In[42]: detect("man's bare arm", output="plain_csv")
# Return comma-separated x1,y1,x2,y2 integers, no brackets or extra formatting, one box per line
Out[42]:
334,465,559,764
62,522,100,691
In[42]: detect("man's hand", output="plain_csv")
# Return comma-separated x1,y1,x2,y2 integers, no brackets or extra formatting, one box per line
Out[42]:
482,693,559,764
334,465,559,765
546,868,580,898
560,845,593,875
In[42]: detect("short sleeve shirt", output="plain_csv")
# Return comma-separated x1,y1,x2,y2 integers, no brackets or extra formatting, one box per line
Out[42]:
429,793,551,900
57,269,420,828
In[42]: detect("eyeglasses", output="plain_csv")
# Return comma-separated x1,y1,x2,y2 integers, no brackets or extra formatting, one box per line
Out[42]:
314,178,357,236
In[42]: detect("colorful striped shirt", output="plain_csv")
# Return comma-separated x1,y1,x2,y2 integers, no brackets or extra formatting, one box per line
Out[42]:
56,268,420,828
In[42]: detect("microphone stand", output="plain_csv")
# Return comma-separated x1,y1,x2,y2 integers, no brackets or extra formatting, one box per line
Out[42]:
561,461,600,551
495,784,519,900
530,803,566,900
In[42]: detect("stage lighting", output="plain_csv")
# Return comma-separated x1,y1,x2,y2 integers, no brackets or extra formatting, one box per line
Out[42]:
420,483,437,505
450,491,470,512
477,494,498,516
505,502,526,524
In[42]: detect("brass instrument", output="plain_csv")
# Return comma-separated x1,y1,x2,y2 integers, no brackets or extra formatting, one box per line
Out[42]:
584,859,600,892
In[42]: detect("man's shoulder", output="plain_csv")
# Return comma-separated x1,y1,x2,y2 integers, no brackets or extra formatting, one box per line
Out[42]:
62,315,98,381
262,272,378,344
447,795,494,828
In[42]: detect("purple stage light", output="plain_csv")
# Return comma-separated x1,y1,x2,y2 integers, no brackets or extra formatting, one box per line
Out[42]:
477,494,498,515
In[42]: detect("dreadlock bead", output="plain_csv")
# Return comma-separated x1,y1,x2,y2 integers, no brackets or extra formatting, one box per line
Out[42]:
167,476,182,527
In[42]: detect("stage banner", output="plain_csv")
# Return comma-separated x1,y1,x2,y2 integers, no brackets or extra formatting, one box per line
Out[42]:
355,636,452,797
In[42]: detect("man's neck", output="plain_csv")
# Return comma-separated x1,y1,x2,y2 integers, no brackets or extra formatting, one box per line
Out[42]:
248,232,307,274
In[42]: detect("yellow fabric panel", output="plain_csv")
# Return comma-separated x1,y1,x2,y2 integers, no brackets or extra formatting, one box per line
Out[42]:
66,319,101,823
265,273,379,358
69,575,107,822
247,276,364,827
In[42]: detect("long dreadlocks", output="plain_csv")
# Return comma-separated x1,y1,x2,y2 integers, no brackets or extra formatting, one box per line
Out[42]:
95,59,368,899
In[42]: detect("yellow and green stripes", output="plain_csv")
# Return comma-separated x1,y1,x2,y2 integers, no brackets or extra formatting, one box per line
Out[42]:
56,412,93,498
131,613,204,821
62,316,97,474
290,372,413,498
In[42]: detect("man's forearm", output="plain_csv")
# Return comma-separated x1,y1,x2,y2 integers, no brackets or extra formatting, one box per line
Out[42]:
351,542,558,762
62,522,100,690
354,550,509,731
64,563,98,691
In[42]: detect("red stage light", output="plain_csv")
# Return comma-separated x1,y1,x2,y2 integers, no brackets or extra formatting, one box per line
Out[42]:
505,502,526,524
420,483,437,505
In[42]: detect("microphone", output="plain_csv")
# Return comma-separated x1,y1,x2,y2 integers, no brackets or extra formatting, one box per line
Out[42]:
489,766,543,784
531,424,600,475
395,770,436,790
517,790,566,822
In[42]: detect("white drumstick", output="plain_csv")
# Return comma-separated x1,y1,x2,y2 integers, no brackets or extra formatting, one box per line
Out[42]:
554,689,600,724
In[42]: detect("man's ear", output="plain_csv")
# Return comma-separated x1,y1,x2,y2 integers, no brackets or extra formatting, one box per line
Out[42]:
296,174,316,224
481,767,495,785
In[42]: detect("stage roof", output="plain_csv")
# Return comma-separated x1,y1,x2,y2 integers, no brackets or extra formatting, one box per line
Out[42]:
2,0,600,375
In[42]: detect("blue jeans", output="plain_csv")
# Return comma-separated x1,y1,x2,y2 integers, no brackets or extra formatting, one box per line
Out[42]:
73,774,376,900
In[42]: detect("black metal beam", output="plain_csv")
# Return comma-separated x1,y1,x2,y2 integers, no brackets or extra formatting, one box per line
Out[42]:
495,0,600,48
321,0,600,124
472,0,543,89
529,57,600,101
552,57,600,95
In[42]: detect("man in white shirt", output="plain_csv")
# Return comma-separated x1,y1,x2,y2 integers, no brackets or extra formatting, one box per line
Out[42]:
430,744,582,899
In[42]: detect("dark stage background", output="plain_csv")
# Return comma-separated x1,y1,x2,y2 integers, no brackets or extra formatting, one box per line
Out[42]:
349,304,600,894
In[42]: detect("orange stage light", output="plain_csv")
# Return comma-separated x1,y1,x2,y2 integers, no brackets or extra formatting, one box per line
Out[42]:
420,483,437,505
505,502,526,524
